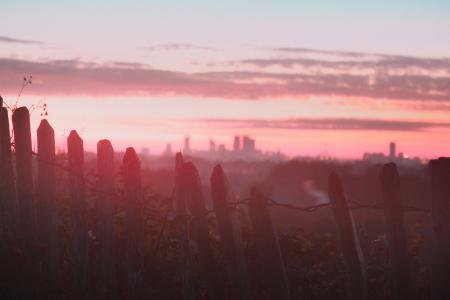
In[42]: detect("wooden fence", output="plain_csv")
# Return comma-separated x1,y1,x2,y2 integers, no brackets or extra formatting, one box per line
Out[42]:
0,106,448,299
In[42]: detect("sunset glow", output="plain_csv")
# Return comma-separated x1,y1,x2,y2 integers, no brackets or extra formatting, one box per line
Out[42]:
1,0,449,159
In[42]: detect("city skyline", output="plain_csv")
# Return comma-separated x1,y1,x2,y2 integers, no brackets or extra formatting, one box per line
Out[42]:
149,135,415,164
4,104,444,160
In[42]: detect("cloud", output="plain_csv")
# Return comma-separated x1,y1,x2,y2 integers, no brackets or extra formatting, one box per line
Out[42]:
270,47,450,63
236,56,450,71
193,118,450,132
142,43,216,52
272,47,368,58
0,35,44,45
0,56,448,102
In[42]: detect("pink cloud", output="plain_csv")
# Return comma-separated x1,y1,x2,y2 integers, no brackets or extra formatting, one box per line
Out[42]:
0,54,449,102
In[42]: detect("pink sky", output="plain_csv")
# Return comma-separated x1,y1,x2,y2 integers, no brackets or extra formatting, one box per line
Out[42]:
0,1,449,159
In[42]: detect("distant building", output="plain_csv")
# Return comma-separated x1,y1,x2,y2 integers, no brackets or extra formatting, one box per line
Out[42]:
389,142,396,160
362,142,422,168
218,144,226,157
363,152,387,164
183,136,191,154
233,136,240,153
242,135,255,156
167,134,279,162
209,139,216,153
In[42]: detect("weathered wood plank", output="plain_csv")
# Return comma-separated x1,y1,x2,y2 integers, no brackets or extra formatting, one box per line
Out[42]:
328,171,367,300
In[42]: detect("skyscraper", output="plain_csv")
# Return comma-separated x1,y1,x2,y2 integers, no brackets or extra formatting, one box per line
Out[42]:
183,136,191,154
233,136,240,153
242,135,255,156
209,139,216,153
389,142,396,160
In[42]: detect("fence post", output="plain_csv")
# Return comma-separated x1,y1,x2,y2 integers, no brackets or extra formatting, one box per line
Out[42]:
184,162,219,299
429,158,450,300
174,153,193,300
12,106,36,298
12,107,35,248
96,140,117,299
379,163,413,300
67,130,88,299
37,119,61,297
0,104,17,238
122,147,144,297
248,187,290,300
210,164,250,300
328,171,367,300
